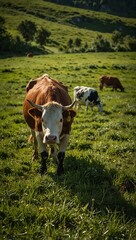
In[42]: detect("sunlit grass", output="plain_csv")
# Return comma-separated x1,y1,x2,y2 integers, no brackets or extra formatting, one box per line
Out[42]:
0,52,136,239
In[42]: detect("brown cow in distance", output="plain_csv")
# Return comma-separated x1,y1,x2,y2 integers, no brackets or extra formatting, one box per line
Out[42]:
27,52,33,57
23,74,76,175
100,75,124,92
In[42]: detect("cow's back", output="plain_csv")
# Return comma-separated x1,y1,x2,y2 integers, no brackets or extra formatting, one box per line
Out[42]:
100,76,120,85
23,76,72,129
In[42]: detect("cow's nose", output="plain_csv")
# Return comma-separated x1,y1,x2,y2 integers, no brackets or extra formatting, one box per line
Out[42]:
45,135,57,143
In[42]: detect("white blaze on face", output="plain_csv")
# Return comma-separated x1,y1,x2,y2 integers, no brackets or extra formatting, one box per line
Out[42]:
41,104,63,144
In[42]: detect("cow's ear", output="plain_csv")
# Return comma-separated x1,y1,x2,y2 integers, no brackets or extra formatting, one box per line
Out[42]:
28,108,42,119
63,109,76,122
68,109,76,118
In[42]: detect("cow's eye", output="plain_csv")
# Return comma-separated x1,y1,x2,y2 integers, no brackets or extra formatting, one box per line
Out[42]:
60,118,62,122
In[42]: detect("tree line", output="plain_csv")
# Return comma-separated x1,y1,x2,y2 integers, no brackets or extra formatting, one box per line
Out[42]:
0,17,51,55
63,32,136,53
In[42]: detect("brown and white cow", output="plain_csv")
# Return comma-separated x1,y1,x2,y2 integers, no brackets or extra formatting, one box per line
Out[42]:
23,74,76,175
100,75,124,92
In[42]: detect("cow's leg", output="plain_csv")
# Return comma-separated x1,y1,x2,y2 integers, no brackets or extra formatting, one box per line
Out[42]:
112,85,115,91
57,152,65,175
85,100,89,111
57,134,70,175
31,130,38,160
97,102,103,112
76,102,79,110
78,102,83,110
35,131,48,175
40,151,48,175
75,101,80,110
100,83,103,90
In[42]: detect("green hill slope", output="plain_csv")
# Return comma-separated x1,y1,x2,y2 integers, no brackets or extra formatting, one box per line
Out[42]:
0,0,136,54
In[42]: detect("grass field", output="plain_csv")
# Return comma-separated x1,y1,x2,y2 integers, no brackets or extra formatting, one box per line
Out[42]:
0,52,136,239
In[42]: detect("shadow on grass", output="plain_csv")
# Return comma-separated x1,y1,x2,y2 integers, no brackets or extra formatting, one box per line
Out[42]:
51,155,136,220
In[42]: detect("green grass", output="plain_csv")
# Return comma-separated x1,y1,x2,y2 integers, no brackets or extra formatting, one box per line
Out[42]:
0,52,136,239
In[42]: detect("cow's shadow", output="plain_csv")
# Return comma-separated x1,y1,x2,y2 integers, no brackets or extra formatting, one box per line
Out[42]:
51,155,136,220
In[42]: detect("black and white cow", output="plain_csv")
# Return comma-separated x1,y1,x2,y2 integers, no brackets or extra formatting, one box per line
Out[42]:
74,86,103,112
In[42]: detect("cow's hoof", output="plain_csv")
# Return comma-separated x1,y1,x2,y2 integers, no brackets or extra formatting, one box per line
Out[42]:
41,172,47,176
57,165,64,176
40,166,47,175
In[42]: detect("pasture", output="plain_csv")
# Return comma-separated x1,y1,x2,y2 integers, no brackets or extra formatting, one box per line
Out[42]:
0,52,136,239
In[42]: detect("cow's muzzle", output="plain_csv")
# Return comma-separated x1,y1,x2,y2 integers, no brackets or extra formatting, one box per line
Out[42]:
43,135,58,144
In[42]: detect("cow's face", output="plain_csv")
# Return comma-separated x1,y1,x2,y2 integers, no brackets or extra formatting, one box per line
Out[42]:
41,104,63,144
77,89,91,103
77,90,85,100
28,101,76,145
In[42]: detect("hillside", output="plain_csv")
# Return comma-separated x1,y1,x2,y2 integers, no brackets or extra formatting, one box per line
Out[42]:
0,0,136,55
47,0,136,18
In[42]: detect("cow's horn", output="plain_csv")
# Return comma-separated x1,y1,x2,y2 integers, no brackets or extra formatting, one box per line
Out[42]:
62,100,76,111
27,99,43,111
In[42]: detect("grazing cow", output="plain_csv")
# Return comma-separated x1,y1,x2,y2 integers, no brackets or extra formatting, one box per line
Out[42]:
74,86,103,112
23,74,76,175
100,75,124,92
